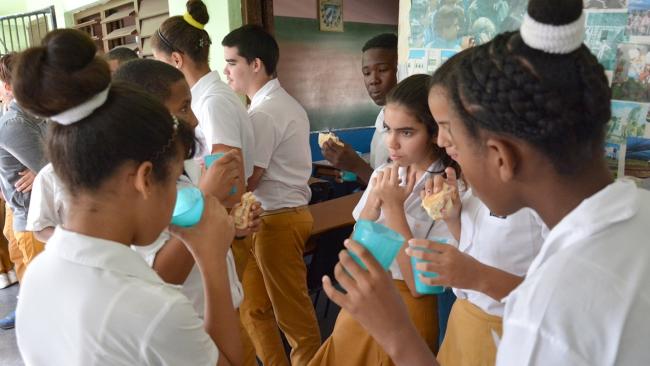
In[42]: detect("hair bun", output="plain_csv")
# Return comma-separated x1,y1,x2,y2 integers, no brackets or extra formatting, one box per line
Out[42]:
520,0,585,54
186,0,209,25
12,29,110,117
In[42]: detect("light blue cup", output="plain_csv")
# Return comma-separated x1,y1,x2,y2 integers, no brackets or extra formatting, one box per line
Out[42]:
340,171,358,182
339,151,363,182
349,220,405,270
411,237,448,295
204,153,237,195
171,186,204,227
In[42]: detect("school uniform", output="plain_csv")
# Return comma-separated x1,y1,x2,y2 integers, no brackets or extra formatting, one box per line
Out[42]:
16,228,219,366
310,161,455,366
496,180,650,365
369,108,390,169
27,161,244,314
239,78,320,366
0,101,47,281
191,70,255,179
437,189,546,366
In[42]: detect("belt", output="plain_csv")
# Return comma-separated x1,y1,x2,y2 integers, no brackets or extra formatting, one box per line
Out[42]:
260,205,308,217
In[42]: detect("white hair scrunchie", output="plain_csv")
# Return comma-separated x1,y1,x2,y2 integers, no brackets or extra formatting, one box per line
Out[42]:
520,12,586,55
49,86,110,125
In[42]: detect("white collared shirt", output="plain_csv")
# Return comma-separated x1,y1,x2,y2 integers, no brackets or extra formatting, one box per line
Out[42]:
496,180,650,365
454,189,547,317
191,70,255,179
352,161,456,280
248,79,312,210
369,108,390,169
25,163,66,232
16,228,219,366
26,162,243,314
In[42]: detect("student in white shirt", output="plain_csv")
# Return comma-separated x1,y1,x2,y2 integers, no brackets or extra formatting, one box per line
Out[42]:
151,0,255,207
320,33,397,185
221,25,320,366
310,74,458,366
316,0,650,365
13,28,242,366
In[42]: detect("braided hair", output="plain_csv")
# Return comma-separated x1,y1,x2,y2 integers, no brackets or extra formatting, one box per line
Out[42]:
446,0,611,175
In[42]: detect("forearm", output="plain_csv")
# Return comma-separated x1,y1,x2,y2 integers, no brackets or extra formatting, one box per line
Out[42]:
351,160,374,186
196,254,242,366
444,218,461,242
33,227,54,243
152,237,195,285
383,207,420,297
380,321,439,366
474,264,524,300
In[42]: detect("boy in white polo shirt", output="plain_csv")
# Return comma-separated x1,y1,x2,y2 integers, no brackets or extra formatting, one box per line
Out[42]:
222,25,321,366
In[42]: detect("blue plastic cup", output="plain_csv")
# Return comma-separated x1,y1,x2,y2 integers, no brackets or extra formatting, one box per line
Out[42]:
340,171,358,182
348,220,405,270
171,186,204,227
411,238,448,295
203,153,237,195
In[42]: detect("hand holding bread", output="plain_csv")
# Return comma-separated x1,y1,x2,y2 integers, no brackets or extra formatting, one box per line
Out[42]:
232,192,263,238
421,167,461,222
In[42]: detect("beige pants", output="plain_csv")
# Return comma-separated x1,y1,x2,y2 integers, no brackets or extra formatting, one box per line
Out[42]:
239,208,321,366
4,205,44,282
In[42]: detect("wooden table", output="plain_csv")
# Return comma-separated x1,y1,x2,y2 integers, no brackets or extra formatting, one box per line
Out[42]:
309,191,362,236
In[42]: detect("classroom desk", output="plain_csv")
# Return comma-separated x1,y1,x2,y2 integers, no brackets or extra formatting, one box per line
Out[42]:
309,191,362,236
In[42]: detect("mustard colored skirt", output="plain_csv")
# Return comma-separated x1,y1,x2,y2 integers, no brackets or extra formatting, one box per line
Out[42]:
308,279,438,366
437,299,503,366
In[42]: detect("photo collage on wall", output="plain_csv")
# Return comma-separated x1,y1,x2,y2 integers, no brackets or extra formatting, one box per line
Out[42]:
403,0,650,185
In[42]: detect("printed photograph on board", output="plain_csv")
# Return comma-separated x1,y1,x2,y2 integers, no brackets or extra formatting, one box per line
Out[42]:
408,0,528,49
585,11,629,72
612,43,650,102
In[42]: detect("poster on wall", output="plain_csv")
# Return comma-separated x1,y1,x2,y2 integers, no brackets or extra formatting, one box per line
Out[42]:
611,43,650,102
585,0,628,9
584,10,629,77
408,0,528,49
606,101,650,177
401,0,650,182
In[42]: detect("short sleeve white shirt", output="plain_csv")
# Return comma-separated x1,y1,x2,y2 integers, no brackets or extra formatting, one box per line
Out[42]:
191,71,255,179
16,228,219,366
25,163,66,232
352,161,456,280
496,180,650,365
453,189,547,317
369,109,390,169
248,79,312,210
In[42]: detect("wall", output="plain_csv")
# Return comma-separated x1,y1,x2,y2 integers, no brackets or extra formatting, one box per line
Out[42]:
274,0,398,131
0,1,27,16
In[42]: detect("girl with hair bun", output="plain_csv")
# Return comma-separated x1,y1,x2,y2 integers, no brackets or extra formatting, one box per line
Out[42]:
316,0,650,365
151,0,255,208
13,29,242,366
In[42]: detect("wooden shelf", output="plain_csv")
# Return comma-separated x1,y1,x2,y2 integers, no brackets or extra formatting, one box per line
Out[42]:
140,14,166,37
104,25,137,40
113,42,139,51
139,0,167,20
102,8,135,24
73,0,168,55
72,19,98,28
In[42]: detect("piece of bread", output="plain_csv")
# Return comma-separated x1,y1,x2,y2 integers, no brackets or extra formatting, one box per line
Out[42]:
421,183,453,220
233,192,258,230
318,132,344,148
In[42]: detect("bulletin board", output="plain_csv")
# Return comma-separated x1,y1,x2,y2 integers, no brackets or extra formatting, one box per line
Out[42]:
399,0,650,183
